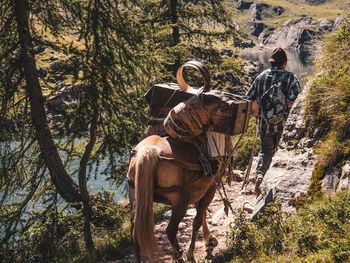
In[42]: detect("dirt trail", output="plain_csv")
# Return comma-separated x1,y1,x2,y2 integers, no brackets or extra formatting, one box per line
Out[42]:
120,176,256,262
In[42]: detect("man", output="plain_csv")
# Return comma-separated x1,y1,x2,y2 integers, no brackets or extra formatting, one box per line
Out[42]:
246,47,301,196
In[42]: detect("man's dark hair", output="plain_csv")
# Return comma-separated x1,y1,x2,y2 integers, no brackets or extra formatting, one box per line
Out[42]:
268,47,287,67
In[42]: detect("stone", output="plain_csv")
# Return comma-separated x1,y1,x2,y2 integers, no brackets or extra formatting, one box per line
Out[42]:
322,166,341,193
249,2,270,21
333,16,347,31
304,0,326,5
337,160,350,192
318,18,334,31
284,17,315,27
272,5,284,15
236,0,254,10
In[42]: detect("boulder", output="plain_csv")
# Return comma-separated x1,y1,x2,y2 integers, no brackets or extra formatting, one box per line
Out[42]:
304,0,326,5
284,16,316,27
236,0,254,10
318,18,334,31
272,5,284,15
249,2,270,21
337,160,350,192
333,16,347,31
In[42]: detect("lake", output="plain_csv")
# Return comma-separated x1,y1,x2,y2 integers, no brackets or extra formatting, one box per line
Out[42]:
240,49,316,87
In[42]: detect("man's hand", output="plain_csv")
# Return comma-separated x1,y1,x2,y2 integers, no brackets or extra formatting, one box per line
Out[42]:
252,100,259,118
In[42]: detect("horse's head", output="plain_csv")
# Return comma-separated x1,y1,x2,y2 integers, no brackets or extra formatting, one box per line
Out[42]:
200,90,251,135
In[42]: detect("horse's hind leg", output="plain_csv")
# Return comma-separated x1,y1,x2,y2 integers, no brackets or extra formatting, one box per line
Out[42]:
188,184,216,262
166,203,188,261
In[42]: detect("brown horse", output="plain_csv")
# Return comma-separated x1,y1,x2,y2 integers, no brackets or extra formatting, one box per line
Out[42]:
128,90,250,262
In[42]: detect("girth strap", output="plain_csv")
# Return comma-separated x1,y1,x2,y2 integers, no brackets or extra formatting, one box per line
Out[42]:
128,179,182,194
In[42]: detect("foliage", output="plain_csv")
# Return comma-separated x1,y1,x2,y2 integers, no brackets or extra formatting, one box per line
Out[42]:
0,0,243,260
136,0,246,90
306,22,350,157
90,191,125,229
304,23,350,199
0,192,129,263
224,190,350,262
232,117,261,170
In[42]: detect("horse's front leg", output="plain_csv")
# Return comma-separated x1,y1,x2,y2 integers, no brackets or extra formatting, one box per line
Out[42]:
188,184,216,262
166,202,188,261
202,209,218,247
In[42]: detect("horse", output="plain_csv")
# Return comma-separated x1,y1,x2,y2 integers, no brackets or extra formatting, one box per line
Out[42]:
128,90,250,262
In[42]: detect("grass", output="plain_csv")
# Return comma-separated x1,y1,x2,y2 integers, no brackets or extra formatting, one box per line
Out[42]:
222,190,350,263
230,0,349,38
305,22,350,184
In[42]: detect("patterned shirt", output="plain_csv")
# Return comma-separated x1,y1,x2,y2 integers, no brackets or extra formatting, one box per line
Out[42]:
246,67,301,134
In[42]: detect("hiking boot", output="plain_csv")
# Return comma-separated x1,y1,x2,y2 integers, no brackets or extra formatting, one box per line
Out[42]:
255,174,263,196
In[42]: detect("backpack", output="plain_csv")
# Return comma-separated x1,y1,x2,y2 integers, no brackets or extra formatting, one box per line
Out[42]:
260,80,288,126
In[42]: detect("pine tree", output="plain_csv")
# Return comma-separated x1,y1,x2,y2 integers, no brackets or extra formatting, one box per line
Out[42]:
137,0,244,89
0,0,155,251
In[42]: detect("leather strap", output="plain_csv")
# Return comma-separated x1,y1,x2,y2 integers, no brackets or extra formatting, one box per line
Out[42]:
128,179,182,194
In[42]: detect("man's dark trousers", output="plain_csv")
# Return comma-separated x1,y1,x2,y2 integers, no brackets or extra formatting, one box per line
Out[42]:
256,131,282,178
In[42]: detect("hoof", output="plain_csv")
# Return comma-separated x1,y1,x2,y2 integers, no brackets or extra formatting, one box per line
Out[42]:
206,236,218,247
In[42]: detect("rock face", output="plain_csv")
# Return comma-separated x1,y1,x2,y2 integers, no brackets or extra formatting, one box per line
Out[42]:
261,17,318,50
254,15,347,50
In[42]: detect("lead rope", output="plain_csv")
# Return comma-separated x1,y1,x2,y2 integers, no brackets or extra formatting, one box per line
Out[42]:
241,117,259,190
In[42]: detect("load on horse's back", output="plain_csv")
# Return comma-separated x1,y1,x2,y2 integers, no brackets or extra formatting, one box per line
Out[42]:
128,61,251,262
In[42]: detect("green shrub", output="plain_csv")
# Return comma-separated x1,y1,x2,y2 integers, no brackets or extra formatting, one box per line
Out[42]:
232,117,261,170
225,191,350,262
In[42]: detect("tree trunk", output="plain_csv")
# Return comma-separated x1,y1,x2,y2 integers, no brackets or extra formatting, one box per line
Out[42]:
14,0,83,204
79,111,98,250
170,0,180,75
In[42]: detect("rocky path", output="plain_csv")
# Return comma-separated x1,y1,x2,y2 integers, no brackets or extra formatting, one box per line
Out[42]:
120,175,257,262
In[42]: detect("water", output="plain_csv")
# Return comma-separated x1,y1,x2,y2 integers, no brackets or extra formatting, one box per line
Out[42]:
240,49,316,87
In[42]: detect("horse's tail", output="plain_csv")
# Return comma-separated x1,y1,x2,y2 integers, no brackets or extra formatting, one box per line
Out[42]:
133,146,160,261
